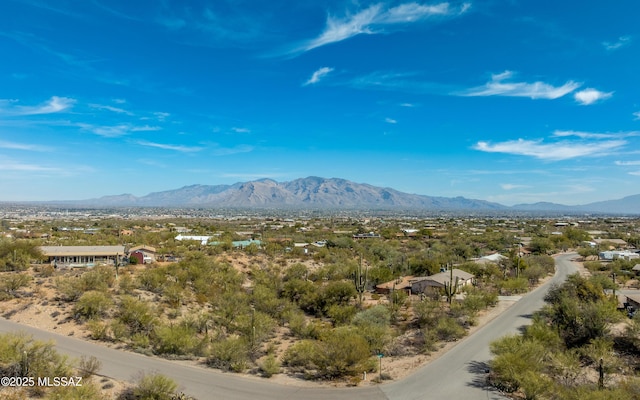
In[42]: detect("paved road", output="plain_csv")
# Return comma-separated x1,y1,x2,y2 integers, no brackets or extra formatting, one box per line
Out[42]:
380,252,579,399
0,254,579,399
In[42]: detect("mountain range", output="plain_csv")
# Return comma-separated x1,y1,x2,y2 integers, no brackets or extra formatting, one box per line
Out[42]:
57,176,640,215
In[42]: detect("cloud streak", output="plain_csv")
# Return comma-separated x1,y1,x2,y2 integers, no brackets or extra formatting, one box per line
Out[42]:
603,35,632,51
136,141,203,153
304,67,334,86
553,130,638,139
0,141,51,152
460,71,580,99
291,2,470,54
473,138,626,160
0,96,76,116
78,123,161,138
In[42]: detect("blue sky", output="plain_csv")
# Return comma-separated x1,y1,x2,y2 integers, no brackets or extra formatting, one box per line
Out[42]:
1,0,639,205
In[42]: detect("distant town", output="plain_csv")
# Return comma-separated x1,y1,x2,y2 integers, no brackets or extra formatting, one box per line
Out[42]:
1,205,639,399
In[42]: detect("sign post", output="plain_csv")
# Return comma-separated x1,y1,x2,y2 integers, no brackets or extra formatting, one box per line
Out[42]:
377,353,383,382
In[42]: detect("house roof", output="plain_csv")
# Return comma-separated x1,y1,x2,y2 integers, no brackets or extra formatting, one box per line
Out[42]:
376,276,415,291
474,253,507,264
632,264,640,271
412,269,474,286
128,245,157,253
594,238,627,245
40,245,126,257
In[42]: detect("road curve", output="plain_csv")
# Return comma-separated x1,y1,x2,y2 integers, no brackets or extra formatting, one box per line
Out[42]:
0,253,579,400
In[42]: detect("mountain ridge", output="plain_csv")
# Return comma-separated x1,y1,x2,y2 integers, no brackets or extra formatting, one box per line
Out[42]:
10,177,640,215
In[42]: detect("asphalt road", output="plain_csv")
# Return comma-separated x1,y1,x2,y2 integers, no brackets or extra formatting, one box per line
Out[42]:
0,253,579,399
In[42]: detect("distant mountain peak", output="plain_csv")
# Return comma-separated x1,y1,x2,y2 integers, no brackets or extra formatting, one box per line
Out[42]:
53,176,640,215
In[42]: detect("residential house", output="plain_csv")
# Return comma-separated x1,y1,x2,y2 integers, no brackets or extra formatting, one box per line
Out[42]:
39,245,125,268
128,245,157,264
375,276,414,295
410,269,474,295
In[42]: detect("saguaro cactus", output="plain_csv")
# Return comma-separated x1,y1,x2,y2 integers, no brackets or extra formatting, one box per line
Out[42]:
354,254,368,305
443,266,459,304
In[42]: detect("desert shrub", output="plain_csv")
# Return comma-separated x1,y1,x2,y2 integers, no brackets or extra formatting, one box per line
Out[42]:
137,267,167,293
117,273,136,295
55,277,85,302
35,265,55,277
153,324,199,356
316,326,372,378
0,240,41,271
490,335,548,393
283,309,324,340
282,278,320,314
326,304,357,325
77,355,101,379
48,381,109,400
320,280,357,309
162,283,184,308
285,327,372,378
352,305,392,352
131,373,178,400
117,296,157,336
110,320,128,341
130,333,151,351
208,337,249,372
0,332,71,383
73,291,112,320
283,340,322,370
500,277,529,294
259,354,281,377
414,298,446,327
86,319,109,340
0,273,31,298
234,310,277,347
434,316,466,341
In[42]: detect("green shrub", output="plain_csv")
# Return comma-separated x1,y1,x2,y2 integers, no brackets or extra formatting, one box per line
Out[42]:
86,319,109,340
132,373,178,400
259,354,281,377
117,296,156,335
435,317,466,341
208,337,249,372
153,324,199,356
0,273,31,298
73,291,112,320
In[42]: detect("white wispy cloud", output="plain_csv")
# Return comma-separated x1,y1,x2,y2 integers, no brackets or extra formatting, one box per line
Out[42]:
293,2,470,54
0,157,60,172
615,160,640,166
136,141,204,153
304,67,334,86
212,144,254,156
0,96,76,116
231,127,251,134
473,138,626,160
603,35,631,51
89,103,134,115
630,171,640,176
501,183,529,190
0,140,51,152
460,71,580,99
553,130,638,139
77,123,161,138
633,111,640,120
573,88,613,105
385,117,397,124
400,103,415,107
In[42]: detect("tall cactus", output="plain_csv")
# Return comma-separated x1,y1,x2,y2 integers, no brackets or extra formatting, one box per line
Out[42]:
354,254,368,306
443,266,459,304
